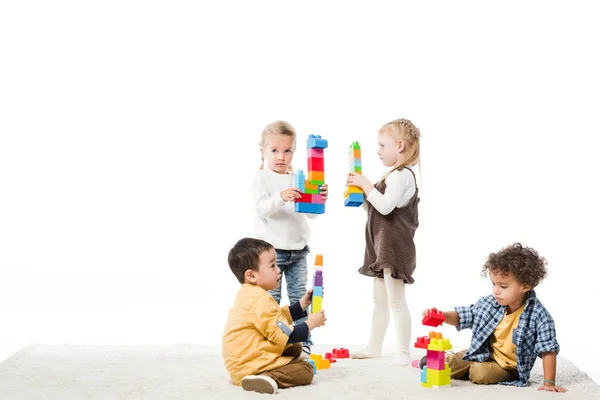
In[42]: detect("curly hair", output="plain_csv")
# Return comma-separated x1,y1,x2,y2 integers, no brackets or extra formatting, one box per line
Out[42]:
481,243,548,288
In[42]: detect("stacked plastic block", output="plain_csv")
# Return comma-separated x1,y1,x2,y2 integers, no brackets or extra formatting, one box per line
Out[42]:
310,254,323,314
344,141,364,207
416,308,452,389
295,134,328,214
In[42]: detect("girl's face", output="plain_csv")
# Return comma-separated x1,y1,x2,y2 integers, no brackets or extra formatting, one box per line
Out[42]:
377,129,404,168
261,134,295,174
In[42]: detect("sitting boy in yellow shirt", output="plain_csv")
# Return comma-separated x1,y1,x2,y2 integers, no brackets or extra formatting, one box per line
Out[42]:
222,237,327,394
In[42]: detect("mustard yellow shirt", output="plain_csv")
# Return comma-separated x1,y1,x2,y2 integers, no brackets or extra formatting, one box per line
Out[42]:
222,283,296,385
491,303,525,369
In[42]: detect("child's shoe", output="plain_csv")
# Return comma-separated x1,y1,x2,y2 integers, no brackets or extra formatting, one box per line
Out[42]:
241,375,278,394
301,345,311,359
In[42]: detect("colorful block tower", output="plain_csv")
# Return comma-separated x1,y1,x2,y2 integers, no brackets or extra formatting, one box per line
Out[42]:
311,254,323,314
344,141,364,207
416,309,452,389
295,134,328,214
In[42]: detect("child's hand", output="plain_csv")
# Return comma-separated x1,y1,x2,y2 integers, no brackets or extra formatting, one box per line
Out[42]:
300,288,313,310
537,383,568,392
319,184,329,201
280,188,302,202
306,310,327,330
346,172,371,191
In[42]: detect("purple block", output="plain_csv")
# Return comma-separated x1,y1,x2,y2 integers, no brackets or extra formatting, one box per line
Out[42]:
426,349,446,370
313,276,323,286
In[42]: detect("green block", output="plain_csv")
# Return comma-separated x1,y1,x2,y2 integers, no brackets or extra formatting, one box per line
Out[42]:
305,188,320,194
351,141,361,149
309,180,325,185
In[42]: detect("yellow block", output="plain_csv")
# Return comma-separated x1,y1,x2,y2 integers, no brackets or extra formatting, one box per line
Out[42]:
316,359,330,370
310,354,322,361
312,296,322,313
344,186,363,197
428,338,452,351
424,364,451,387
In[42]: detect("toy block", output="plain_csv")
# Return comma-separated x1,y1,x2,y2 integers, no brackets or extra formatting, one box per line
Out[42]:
429,331,442,339
295,170,305,192
294,202,325,214
344,186,363,197
316,358,330,370
308,148,324,158
427,338,452,352
313,286,323,297
308,157,324,171
297,193,324,204
310,354,322,361
324,353,337,363
307,359,316,374
422,308,445,327
350,166,362,174
351,141,360,149
307,134,329,149
313,270,323,286
414,336,431,349
426,349,446,370
424,364,451,387
412,359,421,368
421,367,428,384
308,170,324,181
332,348,349,358
311,296,322,313
304,185,320,194
349,158,362,167
344,193,364,207
315,254,323,266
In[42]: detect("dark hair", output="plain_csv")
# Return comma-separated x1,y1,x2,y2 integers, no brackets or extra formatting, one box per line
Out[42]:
228,237,274,284
481,243,548,288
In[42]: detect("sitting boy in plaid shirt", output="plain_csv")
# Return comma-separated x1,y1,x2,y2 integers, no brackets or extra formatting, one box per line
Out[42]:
423,243,567,392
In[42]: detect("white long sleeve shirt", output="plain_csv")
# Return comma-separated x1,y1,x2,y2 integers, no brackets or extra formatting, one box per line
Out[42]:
365,168,416,215
252,168,316,250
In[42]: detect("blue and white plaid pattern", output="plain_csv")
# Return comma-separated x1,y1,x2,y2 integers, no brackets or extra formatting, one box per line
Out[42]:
455,290,559,387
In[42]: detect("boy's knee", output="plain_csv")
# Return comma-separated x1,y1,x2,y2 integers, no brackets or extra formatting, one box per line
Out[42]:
298,361,315,384
468,363,500,385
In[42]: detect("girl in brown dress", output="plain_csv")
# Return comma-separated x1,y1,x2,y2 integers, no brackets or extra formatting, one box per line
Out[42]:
345,118,421,365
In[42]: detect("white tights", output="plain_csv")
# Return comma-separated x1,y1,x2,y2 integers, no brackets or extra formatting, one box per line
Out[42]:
353,268,411,361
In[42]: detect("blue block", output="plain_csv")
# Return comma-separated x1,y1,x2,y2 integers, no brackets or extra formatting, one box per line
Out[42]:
349,159,362,167
344,193,364,207
307,134,328,149
294,202,325,214
294,170,305,192
421,366,427,383
308,359,316,374
313,286,323,297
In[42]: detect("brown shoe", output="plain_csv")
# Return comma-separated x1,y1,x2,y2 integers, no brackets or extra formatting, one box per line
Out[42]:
241,375,278,394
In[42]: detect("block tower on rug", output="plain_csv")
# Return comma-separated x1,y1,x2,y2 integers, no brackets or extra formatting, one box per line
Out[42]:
344,141,364,207
310,254,323,314
294,134,328,214
415,308,452,389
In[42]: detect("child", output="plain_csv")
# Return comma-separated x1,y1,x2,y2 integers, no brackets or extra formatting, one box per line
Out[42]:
222,237,327,394
252,120,328,357
345,118,421,365
423,243,567,392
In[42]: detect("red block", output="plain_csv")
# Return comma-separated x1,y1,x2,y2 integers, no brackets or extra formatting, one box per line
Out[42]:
308,157,324,171
332,348,350,359
414,336,431,349
422,308,445,327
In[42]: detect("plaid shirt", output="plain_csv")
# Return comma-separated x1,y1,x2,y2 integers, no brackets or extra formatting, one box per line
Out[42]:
455,290,559,387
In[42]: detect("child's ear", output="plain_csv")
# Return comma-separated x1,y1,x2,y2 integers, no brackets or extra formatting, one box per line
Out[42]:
244,269,257,284
522,283,532,293
397,140,406,153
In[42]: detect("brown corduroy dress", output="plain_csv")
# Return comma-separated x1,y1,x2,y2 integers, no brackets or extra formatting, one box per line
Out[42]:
358,167,419,283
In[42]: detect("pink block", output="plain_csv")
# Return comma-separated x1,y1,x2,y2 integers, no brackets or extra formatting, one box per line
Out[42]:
426,349,446,370
310,194,325,204
309,148,324,158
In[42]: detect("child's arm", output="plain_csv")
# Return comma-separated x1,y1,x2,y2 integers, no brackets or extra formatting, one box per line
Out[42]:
537,352,568,392
348,169,413,216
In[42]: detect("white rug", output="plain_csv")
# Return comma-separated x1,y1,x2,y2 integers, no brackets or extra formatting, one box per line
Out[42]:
0,344,598,399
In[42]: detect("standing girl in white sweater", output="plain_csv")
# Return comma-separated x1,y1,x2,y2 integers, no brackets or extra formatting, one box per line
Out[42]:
252,120,329,357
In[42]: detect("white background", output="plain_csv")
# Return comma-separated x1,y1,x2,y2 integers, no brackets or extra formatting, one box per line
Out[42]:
1,0,599,385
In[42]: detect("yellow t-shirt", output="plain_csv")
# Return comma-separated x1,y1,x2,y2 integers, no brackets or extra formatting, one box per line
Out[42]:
490,303,526,369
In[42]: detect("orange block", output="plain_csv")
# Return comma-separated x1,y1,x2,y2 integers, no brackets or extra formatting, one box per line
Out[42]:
308,171,324,181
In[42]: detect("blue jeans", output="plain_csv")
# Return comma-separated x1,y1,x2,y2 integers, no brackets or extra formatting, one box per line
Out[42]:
268,245,313,347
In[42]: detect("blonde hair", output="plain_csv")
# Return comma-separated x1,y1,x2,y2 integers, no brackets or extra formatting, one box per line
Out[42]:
259,120,297,173
377,118,421,185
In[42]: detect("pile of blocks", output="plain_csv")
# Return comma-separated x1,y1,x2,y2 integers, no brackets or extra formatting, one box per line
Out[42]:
416,308,452,389
344,141,364,207
307,348,350,374
295,135,328,214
